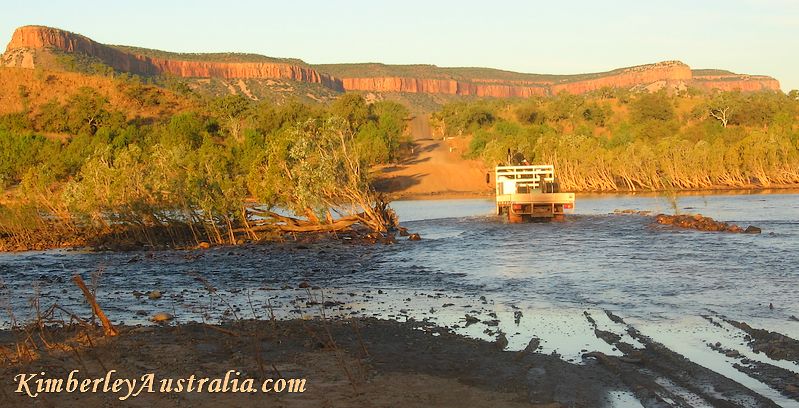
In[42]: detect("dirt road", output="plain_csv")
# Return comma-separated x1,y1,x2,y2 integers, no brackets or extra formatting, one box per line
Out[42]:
373,116,493,199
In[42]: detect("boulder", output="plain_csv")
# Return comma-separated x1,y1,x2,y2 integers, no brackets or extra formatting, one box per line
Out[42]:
744,226,762,234
655,213,753,234
726,225,743,233
655,214,674,225
151,312,174,323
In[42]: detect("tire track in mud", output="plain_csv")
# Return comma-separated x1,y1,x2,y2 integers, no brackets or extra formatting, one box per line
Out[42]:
700,314,799,403
706,340,799,402
723,319,799,364
582,310,783,408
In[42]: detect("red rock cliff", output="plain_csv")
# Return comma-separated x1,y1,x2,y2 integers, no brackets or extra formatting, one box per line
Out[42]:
338,62,779,96
692,73,781,92
339,62,695,97
5,26,343,90
549,61,692,94
3,25,781,97
339,77,548,97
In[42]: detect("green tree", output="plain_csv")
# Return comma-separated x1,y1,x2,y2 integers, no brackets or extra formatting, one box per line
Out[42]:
330,93,370,132
208,94,251,141
516,102,543,124
630,91,675,122
65,87,125,135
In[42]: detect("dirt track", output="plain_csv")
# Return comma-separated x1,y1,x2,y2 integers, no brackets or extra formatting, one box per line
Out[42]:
373,116,493,199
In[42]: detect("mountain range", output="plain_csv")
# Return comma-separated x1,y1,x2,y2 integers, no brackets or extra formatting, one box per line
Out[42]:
0,25,781,109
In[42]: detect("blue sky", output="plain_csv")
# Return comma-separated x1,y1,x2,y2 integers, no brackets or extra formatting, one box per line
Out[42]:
2,0,797,90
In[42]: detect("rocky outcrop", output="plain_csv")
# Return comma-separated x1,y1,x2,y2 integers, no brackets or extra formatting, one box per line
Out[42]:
550,61,692,94
4,26,343,90
692,72,781,92
5,25,155,73
654,213,761,233
0,47,35,68
2,25,781,98
140,59,342,90
339,62,692,97
340,77,548,97
338,61,779,96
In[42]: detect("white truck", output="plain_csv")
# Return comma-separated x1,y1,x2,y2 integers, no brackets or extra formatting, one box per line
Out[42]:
494,165,575,222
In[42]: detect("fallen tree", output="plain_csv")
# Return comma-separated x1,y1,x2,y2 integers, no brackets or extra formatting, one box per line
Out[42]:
239,117,400,237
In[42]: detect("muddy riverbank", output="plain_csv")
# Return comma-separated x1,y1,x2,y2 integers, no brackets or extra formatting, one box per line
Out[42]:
2,315,797,407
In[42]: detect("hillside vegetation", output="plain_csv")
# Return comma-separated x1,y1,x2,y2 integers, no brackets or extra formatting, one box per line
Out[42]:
110,45,309,65
0,67,191,119
433,88,799,191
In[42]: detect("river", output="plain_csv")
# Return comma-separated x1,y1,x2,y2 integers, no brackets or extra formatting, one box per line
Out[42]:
1,191,798,406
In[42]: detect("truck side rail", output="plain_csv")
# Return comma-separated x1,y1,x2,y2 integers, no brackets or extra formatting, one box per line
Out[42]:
495,165,555,190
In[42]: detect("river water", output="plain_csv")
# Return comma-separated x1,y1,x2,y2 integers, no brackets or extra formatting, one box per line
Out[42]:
391,192,798,328
1,191,798,406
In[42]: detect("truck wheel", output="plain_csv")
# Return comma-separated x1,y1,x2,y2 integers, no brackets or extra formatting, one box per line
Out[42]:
553,204,564,221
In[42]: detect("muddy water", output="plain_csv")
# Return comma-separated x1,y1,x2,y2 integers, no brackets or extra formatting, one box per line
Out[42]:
1,192,798,407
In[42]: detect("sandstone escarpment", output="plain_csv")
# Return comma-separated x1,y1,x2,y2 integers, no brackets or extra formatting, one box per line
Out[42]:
4,26,343,90
549,61,692,94
5,25,157,74
340,77,548,97
2,25,782,99
692,72,781,92
336,61,779,96
332,62,693,97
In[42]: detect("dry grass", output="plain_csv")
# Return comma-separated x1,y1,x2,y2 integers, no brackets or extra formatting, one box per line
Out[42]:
0,67,192,120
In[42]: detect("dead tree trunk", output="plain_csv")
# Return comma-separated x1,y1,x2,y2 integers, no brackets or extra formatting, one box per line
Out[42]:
72,275,118,337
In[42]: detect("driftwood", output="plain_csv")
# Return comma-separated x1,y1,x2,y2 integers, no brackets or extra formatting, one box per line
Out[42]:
72,275,118,337
251,210,308,226
272,217,359,233
229,195,399,240
245,210,362,233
